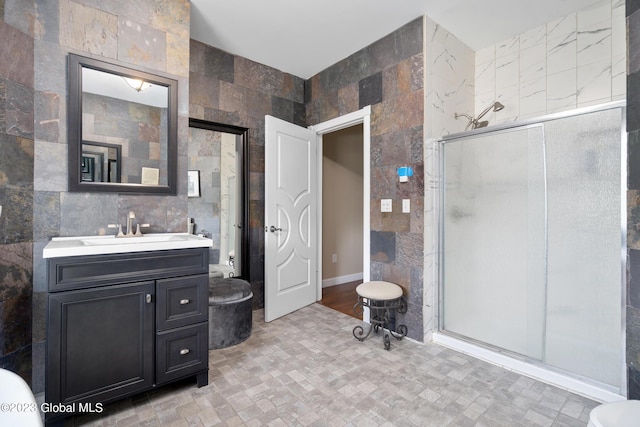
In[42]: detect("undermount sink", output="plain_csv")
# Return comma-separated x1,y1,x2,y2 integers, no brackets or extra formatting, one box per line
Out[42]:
43,233,213,258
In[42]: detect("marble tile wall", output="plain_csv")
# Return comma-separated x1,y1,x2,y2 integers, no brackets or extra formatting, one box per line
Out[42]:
626,0,640,400
0,1,35,385
306,18,425,341
475,0,625,126
189,40,306,309
423,17,476,341
30,0,191,393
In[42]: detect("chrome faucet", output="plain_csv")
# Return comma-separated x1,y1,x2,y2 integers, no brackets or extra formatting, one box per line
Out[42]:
126,211,136,236
107,211,150,237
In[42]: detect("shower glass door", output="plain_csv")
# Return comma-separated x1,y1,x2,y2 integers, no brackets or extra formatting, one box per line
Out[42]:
442,125,546,359
440,106,624,391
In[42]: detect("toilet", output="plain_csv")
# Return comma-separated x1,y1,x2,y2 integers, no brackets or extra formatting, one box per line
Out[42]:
588,400,640,427
0,368,43,426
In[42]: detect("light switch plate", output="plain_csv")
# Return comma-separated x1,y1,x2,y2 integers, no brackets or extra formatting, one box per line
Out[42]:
381,199,392,212
402,199,410,213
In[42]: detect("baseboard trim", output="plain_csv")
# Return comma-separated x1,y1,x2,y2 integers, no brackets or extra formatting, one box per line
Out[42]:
322,273,363,288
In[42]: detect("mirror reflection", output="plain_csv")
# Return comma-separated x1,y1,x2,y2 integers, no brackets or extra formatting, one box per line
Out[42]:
188,119,248,279
81,141,121,183
68,54,177,194
81,67,168,185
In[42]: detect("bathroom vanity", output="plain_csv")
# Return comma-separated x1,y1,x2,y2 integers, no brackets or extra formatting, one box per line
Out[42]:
43,234,212,425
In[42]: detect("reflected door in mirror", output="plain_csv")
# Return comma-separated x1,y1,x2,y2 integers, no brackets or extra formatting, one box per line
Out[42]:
81,141,121,183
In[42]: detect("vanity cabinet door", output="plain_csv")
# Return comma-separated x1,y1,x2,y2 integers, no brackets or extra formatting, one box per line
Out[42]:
46,281,155,406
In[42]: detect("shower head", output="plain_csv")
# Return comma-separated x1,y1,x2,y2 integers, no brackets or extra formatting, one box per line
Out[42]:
475,101,504,122
455,101,505,130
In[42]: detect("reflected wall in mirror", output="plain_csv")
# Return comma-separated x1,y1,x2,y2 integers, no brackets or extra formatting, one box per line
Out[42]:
188,119,249,280
68,54,177,194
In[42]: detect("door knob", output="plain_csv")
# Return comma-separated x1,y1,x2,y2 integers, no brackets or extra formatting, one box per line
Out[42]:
269,225,282,232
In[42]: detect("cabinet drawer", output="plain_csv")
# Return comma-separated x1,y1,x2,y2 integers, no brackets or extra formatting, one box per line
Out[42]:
156,323,208,384
156,275,208,331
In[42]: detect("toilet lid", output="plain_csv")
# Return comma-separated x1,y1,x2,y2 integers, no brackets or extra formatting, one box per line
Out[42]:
589,400,640,427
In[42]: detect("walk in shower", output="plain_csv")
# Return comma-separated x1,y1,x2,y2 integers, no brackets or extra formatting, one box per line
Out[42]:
437,103,626,400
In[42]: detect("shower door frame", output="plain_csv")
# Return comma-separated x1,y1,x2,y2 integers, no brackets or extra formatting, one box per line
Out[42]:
435,101,627,402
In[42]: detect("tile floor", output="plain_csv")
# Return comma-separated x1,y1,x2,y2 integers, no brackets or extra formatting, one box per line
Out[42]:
67,303,598,426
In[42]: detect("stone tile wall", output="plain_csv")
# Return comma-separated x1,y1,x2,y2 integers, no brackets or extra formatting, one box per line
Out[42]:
189,40,306,309
627,0,640,400
187,126,223,261
0,1,35,385
306,18,425,341
30,0,191,393
476,0,625,125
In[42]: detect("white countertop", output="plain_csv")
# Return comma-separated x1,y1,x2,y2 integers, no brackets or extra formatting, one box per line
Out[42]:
43,233,213,258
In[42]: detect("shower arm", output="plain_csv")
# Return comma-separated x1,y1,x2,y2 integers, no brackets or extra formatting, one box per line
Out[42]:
453,112,475,131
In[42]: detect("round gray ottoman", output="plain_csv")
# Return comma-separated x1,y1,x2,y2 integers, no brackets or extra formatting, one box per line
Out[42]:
208,278,253,349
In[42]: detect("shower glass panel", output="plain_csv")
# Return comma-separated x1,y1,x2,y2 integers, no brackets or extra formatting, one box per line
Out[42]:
442,125,546,358
440,105,624,392
544,108,622,387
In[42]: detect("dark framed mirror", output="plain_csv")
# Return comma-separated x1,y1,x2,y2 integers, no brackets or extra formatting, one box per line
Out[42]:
188,118,249,280
68,53,178,194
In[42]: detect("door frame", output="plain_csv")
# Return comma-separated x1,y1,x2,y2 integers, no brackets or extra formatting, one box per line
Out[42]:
309,106,371,300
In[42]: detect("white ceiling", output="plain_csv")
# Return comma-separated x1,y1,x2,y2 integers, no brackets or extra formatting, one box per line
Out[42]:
190,0,605,79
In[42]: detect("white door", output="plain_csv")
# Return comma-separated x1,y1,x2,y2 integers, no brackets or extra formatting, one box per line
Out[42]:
264,115,318,322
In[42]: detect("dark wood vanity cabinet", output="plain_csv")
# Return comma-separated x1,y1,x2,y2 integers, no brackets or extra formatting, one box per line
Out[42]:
46,248,209,425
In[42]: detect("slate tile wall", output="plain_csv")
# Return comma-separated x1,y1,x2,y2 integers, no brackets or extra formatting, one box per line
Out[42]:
189,40,306,309
0,1,34,385
306,17,425,341
627,0,640,400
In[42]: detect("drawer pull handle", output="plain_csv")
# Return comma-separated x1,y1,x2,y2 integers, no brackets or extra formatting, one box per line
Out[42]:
180,348,190,355
179,299,190,305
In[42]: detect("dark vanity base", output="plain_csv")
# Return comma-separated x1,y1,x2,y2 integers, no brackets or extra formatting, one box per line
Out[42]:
197,371,208,387
45,248,210,426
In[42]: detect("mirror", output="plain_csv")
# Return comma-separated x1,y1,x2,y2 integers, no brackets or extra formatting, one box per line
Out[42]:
68,54,178,194
188,119,249,279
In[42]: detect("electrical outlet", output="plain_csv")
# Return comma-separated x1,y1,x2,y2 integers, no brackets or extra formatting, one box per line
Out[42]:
332,253,337,263
381,199,392,212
